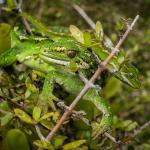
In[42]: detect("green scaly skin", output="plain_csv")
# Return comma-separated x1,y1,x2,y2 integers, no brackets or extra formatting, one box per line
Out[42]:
0,26,140,138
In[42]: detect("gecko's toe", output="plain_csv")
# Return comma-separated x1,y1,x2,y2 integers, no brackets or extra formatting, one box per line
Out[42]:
91,122,104,140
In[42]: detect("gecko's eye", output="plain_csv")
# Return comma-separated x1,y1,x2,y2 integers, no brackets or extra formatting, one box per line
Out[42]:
67,50,76,58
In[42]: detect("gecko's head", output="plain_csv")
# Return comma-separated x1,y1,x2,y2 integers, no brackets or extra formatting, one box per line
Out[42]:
40,37,96,72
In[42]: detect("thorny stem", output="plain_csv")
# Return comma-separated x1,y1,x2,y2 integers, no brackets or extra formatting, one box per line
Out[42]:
37,15,139,150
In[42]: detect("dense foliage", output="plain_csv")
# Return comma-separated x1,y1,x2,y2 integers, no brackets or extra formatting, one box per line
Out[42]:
0,0,150,150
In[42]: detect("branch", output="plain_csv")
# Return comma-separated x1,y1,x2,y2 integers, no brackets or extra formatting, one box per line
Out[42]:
35,125,47,141
0,95,25,109
37,15,139,150
72,3,114,49
72,3,95,29
57,102,90,126
132,120,150,138
14,0,32,35
104,132,122,150
104,121,150,148
122,120,150,144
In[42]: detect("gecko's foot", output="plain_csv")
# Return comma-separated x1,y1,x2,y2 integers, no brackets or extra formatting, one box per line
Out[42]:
94,85,101,94
57,102,89,125
38,93,58,112
57,102,86,116
77,72,89,84
91,122,106,140
78,72,101,93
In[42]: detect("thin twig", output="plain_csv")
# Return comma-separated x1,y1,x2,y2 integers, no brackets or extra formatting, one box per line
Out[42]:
104,132,122,149
72,3,95,29
57,102,90,125
104,120,150,148
121,120,150,144
0,95,25,109
72,3,114,48
37,15,139,150
104,132,121,144
132,120,150,138
35,125,47,141
14,0,32,35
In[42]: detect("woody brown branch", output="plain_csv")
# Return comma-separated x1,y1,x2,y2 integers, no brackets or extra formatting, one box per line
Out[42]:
37,15,139,150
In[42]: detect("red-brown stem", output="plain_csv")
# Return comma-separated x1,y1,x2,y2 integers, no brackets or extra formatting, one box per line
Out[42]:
37,15,139,150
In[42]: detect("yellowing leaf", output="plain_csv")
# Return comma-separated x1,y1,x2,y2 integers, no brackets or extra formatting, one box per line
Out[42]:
33,106,41,122
33,140,54,150
40,112,59,121
69,25,84,43
14,108,35,124
63,140,86,150
40,112,55,121
95,21,103,41
25,77,38,93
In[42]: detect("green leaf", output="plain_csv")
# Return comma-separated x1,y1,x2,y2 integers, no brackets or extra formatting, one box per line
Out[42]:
117,50,126,64
102,77,121,99
0,23,11,53
142,143,150,150
69,25,84,43
83,32,92,47
33,140,54,150
40,112,55,121
14,108,35,124
116,18,126,31
95,21,103,41
40,112,59,121
0,101,10,111
25,77,38,93
25,89,31,99
6,0,16,9
4,129,30,150
40,120,53,130
32,106,41,122
63,140,86,150
1,112,13,126
53,136,66,149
